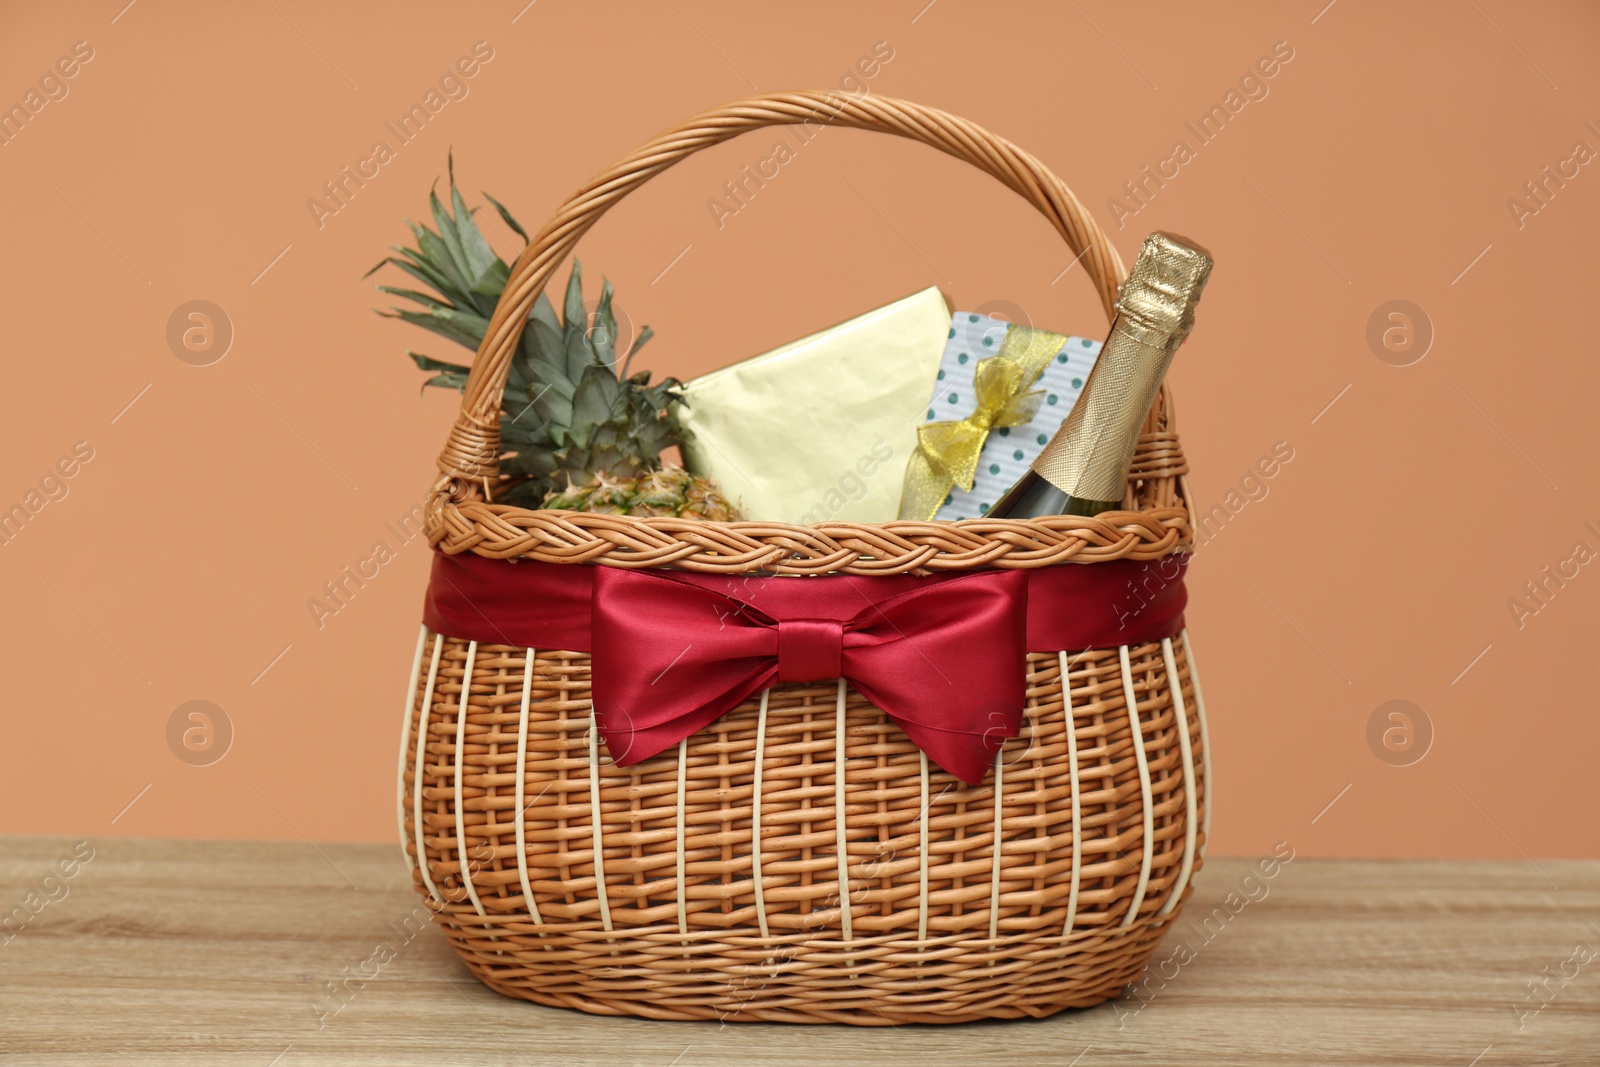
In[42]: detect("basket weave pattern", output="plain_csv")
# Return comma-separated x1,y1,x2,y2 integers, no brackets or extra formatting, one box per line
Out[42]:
396,91,1211,1024
399,637,1208,1022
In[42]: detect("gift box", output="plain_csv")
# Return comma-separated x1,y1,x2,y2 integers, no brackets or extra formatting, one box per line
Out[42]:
901,312,1102,520
678,287,952,523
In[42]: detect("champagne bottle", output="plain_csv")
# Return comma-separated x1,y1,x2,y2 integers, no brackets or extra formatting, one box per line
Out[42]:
988,231,1213,519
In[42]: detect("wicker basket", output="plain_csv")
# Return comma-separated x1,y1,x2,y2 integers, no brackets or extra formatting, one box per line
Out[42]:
397,91,1210,1025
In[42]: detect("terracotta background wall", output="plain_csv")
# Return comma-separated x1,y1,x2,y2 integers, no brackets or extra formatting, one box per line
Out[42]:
2,1,1596,860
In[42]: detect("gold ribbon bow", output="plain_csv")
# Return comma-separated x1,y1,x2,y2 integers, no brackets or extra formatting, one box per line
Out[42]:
899,323,1069,521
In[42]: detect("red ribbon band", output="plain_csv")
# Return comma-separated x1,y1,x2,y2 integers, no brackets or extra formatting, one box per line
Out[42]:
423,552,1187,784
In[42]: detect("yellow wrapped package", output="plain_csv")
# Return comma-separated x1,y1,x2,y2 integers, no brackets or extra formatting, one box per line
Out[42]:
678,287,951,523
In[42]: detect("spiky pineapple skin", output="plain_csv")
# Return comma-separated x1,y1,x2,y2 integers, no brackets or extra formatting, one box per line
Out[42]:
543,466,739,521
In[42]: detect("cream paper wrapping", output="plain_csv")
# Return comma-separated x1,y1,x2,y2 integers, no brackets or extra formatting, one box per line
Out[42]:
679,287,952,523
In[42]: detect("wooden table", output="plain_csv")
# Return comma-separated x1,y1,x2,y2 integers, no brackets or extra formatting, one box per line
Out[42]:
2,837,1595,1065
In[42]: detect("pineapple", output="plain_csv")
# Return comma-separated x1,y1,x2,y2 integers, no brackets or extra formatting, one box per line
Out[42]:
546,467,739,520
369,157,740,519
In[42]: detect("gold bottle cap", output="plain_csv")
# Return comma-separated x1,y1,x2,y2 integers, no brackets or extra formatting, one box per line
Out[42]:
1114,231,1214,345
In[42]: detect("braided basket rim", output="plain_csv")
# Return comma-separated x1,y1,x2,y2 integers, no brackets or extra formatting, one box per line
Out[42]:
426,496,1192,575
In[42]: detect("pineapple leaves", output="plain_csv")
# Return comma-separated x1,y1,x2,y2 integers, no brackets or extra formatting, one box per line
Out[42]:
619,324,654,380
447,179,499,286
527,374,573,429
428,190,467,280
570,363,624,444
483,191,529,242
406,219,470,298
421,195,499,315
528,290,561,338
376,285,452,311
563,320,594,383
525,317,568,377
469,258,511,297
592,280,618,370
407,352,471,393
372,248,457,304
408,351,472,375
383,306,492,350
374,161,683,505
563,262,587,343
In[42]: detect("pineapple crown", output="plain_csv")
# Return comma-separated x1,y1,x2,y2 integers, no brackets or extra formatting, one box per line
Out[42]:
368,155,688,506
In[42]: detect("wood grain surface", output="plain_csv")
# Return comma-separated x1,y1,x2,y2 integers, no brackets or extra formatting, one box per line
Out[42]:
1,836,1595,1065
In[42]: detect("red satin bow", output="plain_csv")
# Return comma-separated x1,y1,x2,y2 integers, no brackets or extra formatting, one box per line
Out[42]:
590,567,1029,784
422,552,1189,786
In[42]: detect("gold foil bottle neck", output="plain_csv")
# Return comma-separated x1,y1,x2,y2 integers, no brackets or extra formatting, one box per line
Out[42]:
1030,232,1213,504
1114,231,1214,345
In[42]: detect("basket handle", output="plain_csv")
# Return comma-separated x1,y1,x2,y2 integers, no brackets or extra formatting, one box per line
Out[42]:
436,90,1133,496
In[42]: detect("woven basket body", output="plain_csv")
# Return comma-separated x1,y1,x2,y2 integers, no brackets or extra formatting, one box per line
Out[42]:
397,92,1210,1025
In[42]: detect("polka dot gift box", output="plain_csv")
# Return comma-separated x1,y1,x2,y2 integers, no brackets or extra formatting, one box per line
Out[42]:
921,313,1101,521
